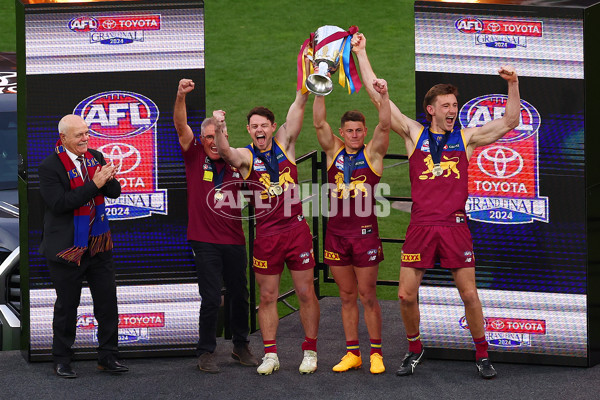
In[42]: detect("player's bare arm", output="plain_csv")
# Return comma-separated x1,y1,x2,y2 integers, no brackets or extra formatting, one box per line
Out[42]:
313,95,343,164
173,78,195,151
275,90,309,160
213,110,252,177
351,32,422,153
464,66,520,159
366,78,391,174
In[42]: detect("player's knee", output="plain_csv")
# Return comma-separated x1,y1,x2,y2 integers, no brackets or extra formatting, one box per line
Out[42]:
459,288,480,306
398,291,417,305
340,288,358,303
295,285,316,302
360,295,378,310
259,290,278,304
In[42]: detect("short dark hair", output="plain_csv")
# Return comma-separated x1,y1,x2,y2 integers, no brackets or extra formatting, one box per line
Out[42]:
247,107,275,124
340,110,366,127
423,84,459,122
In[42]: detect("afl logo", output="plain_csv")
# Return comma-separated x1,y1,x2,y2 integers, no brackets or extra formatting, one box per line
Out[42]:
335,154,344,171
459,94,540,143
69,16,98,32
455,17,483,34
459,316,488,330
74,91,159,138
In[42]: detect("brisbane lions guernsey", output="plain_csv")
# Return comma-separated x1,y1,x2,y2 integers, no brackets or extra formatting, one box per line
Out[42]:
409,126,470,225
245,138,304,236
327,145,381,237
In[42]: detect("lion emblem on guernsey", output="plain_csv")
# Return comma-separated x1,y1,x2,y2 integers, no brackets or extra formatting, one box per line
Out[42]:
333,172,368,199
419,154,461,180
258,166,295,199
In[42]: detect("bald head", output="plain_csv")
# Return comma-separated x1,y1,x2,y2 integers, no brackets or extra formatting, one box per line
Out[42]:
58,114,86,135
58,114,90,157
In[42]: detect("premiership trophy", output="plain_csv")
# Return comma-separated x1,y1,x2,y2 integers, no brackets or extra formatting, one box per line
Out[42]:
306,25,347,96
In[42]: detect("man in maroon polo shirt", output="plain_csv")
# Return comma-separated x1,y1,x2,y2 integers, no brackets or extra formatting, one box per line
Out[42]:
174,78,258,373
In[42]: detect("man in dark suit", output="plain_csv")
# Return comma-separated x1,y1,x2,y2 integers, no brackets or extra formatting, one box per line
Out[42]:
39,114,127,378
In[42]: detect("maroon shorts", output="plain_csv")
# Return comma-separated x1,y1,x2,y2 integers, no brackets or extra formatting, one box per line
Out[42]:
252,221,315,275
324,232,383,268
400,224,475,269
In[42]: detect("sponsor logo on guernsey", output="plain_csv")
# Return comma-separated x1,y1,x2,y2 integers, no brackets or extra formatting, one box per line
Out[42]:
69,14,161,45
335,154,345,171
324,250,340,261
253,257,267,269
254,157,267,172
401,253,421,262
460,95,548,224
455,17,542,48
76,90,167,220
459,316,546,348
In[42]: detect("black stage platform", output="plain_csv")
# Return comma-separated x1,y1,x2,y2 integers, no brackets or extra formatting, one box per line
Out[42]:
1,297,598,399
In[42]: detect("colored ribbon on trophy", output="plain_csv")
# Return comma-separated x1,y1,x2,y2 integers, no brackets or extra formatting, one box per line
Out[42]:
297,26,362,94
339,34,362,94
297,34,315,94
313,25,361,94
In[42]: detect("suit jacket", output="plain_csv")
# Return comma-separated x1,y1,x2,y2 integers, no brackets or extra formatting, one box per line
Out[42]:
38,148,121,264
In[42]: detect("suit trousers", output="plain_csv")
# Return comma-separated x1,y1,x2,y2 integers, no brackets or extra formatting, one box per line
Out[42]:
190,241,249,355
47,250,119,364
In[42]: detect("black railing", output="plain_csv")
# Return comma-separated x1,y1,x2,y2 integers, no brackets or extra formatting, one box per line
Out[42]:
240,150,409,333
319,151,410,287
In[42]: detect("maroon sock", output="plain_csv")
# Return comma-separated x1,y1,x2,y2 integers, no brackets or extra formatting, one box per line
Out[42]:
346,340,360,356
263,339,277,354
407,333,423,354
301,336,317,352
370,339,382,356
473,336,489,360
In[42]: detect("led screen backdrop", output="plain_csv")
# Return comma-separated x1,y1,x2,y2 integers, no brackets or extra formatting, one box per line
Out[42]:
19,0,205,360
414,0,599,366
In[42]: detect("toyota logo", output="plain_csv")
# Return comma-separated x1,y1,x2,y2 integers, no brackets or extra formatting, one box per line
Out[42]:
102,19,117,30
490,319,505,330
487,22,501,32
477,146,523,179
97,143,141,175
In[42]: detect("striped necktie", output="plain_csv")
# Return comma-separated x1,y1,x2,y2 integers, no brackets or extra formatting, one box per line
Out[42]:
76,156,96,227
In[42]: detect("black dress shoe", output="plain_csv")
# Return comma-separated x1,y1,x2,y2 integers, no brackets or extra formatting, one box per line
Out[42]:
54,363,77,379
97,358,129,373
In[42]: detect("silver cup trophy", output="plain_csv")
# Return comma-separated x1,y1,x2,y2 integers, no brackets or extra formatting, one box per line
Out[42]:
306,25,347,96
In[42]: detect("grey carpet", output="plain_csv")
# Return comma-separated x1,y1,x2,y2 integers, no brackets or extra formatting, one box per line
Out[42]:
0,297,598,399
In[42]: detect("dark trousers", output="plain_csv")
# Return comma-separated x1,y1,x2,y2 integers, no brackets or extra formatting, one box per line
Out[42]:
47,251,119,364
190,241,249,355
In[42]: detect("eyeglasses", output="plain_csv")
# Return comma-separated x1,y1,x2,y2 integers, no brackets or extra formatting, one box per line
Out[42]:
202,135,216,141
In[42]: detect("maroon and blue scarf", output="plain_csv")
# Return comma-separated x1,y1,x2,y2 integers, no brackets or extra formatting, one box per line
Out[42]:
55,139,113,265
